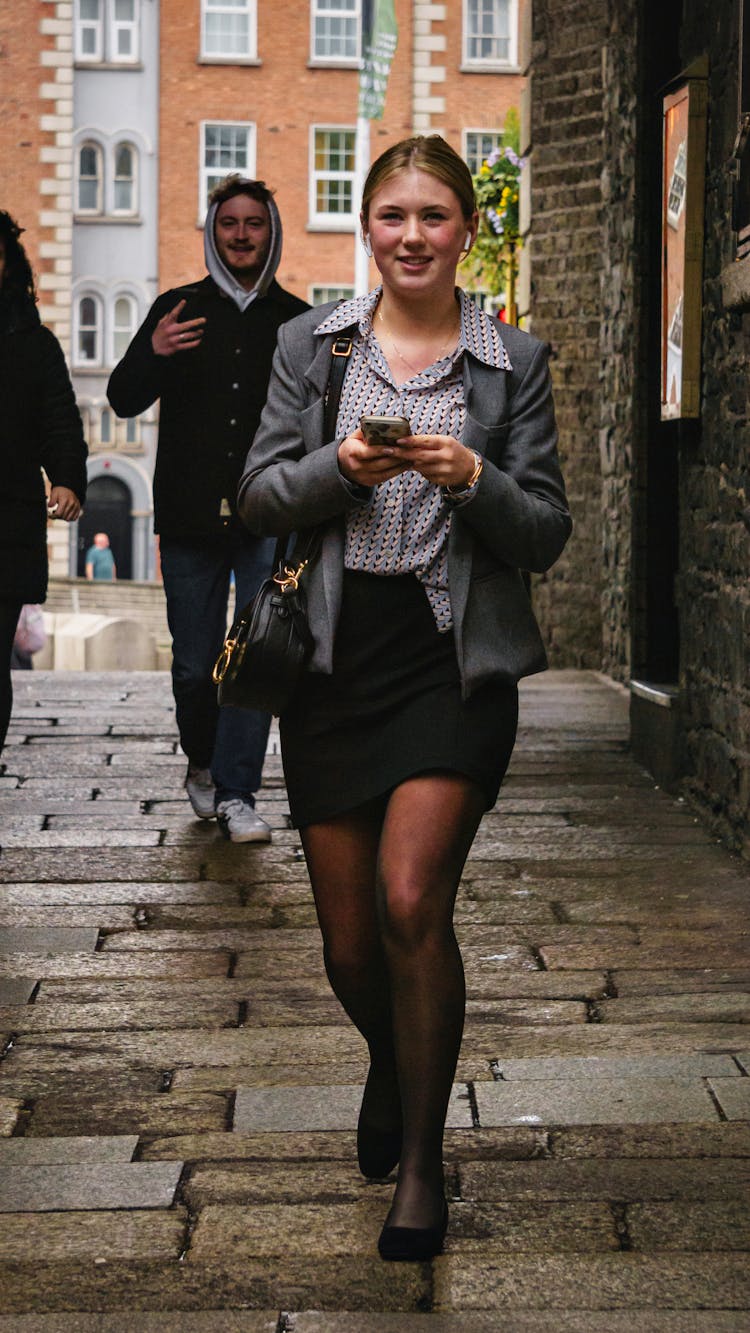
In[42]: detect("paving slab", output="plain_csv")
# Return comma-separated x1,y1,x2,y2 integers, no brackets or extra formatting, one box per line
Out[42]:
0,999,240,1032
0,928,99,954
20,1026,366,1066
475,1076,718,1126
0,1135,137,1165
628,1199,750,1250
26,1091,228,1137
0,978,36,1004
708,1077,750,1120
491,1054,740,1080
140,1125,545,1163
550,1121,750,1158
233,1083,473,1133
457,1158,750,1201
0,907,136,929
0,1161,184,1212
613,967,750,994
598,993,750,1023
292,1316,750,1333
0,1097,22,1135
0,951,231,979
432,1252,750,1311
0,1209,186,1261
0,1316,278,1332
0,882,243,906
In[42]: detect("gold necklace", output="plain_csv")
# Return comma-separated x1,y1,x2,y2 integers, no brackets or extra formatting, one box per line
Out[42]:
376,308,459,375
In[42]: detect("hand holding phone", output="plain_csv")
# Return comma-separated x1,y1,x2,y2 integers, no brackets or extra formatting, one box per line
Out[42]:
360,414,411,447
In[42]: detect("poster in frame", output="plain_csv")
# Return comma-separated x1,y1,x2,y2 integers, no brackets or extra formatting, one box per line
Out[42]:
661,76,708,420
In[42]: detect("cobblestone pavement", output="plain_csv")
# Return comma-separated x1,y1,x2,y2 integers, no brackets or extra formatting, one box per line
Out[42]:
0,668,748,1331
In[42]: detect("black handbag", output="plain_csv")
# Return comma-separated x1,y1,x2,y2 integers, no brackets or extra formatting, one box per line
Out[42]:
212,331,353,716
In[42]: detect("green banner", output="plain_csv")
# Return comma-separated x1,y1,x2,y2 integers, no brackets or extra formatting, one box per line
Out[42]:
358,0,398,121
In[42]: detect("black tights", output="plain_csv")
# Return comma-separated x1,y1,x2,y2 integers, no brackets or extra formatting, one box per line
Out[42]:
300,771,485,1229
0,600,23,755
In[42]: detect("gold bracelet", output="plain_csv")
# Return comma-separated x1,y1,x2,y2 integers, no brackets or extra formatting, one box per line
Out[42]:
445,451,483,497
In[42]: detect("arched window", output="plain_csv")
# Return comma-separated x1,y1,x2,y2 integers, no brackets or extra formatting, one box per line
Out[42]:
76,295,102,364
112,294,137,362
78,142,103,213
113,143,137,213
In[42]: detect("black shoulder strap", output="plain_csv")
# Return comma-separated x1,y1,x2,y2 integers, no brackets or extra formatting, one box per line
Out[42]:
272,330,353,574
323,332,353,442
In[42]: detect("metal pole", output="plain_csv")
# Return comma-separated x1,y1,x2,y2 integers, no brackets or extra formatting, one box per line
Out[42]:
354,116,371,296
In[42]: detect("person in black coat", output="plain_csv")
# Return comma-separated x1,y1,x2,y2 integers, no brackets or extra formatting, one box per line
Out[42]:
107,176,308,841
0,211,87,752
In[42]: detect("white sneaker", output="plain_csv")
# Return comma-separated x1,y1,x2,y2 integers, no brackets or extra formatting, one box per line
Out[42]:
185,765,216,820
216,798,272,844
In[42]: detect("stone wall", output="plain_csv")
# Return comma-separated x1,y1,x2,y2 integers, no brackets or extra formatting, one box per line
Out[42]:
676,3,750,847
527,0,608,668
598,0,641,683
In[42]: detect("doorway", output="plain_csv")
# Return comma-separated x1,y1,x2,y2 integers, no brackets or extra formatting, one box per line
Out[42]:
77,474,133,579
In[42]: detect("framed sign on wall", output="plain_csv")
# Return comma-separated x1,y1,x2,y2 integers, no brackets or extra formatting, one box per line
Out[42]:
661,74,708,420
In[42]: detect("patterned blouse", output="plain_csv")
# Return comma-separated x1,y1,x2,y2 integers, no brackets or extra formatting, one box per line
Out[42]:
314,287,512,633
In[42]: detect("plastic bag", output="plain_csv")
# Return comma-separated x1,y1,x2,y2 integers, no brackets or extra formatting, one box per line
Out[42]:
14,604,47,656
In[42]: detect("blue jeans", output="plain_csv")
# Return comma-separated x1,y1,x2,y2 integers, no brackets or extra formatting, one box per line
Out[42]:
160,530,275,802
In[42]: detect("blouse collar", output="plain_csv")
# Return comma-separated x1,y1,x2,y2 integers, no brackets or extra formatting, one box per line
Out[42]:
314,286,512,371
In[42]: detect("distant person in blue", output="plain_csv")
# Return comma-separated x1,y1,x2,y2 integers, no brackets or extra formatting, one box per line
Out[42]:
85,532,116,581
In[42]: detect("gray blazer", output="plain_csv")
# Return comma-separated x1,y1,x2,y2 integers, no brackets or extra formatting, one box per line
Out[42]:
237,303,572,696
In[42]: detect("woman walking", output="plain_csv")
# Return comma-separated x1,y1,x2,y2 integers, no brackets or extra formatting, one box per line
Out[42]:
0,211,87,752
238,136,571,1260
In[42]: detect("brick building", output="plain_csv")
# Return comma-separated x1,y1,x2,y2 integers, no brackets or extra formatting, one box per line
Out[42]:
157,0,526,298
523,0,750,853
2,0,526,578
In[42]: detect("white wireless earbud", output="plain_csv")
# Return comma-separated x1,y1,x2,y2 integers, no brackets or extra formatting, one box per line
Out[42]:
464,232,472,249
362,235,373,258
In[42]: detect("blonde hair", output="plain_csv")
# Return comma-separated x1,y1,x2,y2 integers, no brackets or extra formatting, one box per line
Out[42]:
361,135,476,224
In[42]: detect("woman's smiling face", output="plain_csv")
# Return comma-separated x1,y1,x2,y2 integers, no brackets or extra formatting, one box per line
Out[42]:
364,167,476,301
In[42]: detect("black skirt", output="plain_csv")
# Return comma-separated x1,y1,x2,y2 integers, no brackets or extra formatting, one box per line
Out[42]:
280,571,518,828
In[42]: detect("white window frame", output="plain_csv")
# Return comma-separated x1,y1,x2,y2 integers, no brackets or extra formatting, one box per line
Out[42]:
199,121,257,218
310,0,361,65
309,283,355,305
462,0,518,70
109,0,139,62
201,0,257,61
75,0,104,61
75,0,140,63
309,125,357,231
74,294,104,367
76,142,104,215
463,128,504,176
112,141,138,215
110,292,138,364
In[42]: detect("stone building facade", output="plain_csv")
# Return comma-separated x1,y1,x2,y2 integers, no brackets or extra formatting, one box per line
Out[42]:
525,0,750,853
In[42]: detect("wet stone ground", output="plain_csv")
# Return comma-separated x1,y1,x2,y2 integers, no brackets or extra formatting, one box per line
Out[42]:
0,667,748,1331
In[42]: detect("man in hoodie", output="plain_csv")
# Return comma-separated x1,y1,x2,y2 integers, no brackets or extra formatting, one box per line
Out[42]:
108,177,308,842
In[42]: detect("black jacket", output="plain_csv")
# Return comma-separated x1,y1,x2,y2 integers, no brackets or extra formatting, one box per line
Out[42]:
0,303,88,602
107,276,308,539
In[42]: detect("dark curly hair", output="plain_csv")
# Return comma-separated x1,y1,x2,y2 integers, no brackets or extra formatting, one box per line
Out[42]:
0,210,37,308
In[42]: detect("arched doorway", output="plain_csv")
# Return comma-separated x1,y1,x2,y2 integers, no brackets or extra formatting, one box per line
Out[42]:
77,474,133,579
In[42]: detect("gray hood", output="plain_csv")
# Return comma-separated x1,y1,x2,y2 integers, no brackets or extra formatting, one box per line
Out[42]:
203,182,282,311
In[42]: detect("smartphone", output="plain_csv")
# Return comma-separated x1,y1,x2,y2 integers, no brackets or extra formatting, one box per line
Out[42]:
360,415,411,446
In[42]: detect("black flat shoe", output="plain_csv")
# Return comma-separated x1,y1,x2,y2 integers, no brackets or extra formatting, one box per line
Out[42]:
377,1200,449,1262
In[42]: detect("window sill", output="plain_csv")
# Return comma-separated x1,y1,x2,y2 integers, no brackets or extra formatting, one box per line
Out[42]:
459,62,521,75
307,220,357,234
72,366,110,377
74,215,142,225
720,253,750,310
74,61,143,71
197,55,262,66
307,59,360,70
